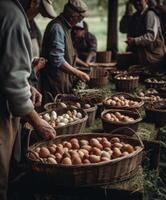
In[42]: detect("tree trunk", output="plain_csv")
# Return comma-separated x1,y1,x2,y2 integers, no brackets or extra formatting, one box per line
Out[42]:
107,0,118,60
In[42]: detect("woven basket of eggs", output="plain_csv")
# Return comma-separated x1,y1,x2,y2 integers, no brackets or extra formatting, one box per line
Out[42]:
101,109,142,132
39,108,88,136
26,127,144,187
103,93,144,110
44,94,97,128
145,78,166,89
114,74,139,92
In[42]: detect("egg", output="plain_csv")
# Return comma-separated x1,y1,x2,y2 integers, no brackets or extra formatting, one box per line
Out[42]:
102,141,111,148
83,159,91,164
112,148,122,159
61,157,72,165
56,146,64,155
80,139,89,146
57,122,66,127
43,113,51,122
89,155,100,163
121,152,129,157
76,102,81,108
55,153,62,163
110,137,120,144
63,142,72,149
70,138,79,144
47,157,57,164
79,149,89,156
69,150,79,158
105,113,111,120
39,147,50,158
48,146,56,154
76,112,82,119
101,151,110,159
122,144,134,153
90,138,103,149
101,157,110,162
63,152,71,159
77,150,85,159
72,155,82,165
28,151,39,160
81,145,92,152
60,102,67,108
61,118,69,124
72,142,80,149
113,142,123,149
35,147,40,153
50,111,57,121
90,147,101,156
63,114,70,119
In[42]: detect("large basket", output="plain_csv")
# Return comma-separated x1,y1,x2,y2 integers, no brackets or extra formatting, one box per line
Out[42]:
145,102,166,127
44,94,97,127
114,74,139,92
136,91,166,103
101,109,142,132
40,108,88,136
145,78,166,89
26,127,144,187
103,93,144,110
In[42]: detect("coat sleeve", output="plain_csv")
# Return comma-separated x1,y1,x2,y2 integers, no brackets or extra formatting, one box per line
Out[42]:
0,12,34,117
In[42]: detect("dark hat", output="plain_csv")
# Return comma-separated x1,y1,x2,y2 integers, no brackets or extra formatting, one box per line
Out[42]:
40,0,56,18
65,0,88,17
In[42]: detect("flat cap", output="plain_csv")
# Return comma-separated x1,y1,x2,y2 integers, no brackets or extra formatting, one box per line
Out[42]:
66,0,88,17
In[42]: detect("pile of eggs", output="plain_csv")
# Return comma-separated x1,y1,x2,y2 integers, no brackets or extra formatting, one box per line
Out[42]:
138,89,158,97
104,96,140,107
146,78,166,84
116,75,139,80
69,102,91,109
104,112,135,123
41,110,83,128
29,136,140,165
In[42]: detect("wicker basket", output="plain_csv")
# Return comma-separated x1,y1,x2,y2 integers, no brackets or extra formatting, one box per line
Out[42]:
101,109,142,132
136,92,166,103
145,78,166,89
114,74,139,92
145,102,166,127
26,128,144,187
44,94,97,128
103,93,144,110
40,108,88,136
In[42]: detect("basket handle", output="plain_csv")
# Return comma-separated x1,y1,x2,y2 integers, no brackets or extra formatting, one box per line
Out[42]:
27,129,35,150
46,92,54,102
113,92,133,98
110,127,144,148
132,108,142,119
26,149,44,163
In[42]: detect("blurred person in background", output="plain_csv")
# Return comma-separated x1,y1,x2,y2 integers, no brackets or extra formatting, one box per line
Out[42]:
72,21,97,64
126,0,166,72
0,1,56,200
40,0,90,104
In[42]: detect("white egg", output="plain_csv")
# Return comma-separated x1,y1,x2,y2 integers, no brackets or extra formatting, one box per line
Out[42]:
76,112,82,119
43,113,51,122
50,111,57,121
57,122,66,127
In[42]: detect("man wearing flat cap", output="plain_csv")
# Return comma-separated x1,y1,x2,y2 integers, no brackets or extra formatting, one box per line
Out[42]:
0,1,56,200
40,0,90,104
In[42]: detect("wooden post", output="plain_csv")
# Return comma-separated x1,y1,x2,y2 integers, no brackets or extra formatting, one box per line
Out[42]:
107,0,118,60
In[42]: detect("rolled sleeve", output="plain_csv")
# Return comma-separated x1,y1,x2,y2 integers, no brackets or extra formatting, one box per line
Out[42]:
134,11,159,46
0,15,34,116
49,23,66,68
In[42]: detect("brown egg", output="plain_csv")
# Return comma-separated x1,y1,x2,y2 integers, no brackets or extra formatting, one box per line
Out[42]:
101,137,109,143
82,145,92,152
110,137,120,144
90,147,101,156
61,157,72,165
104,147,111,152
69,150,79,158
72,142,80,149
89,155,100,163
39,147,50,158
48,146,56,154
121,152,129,157
57,144,63,149
72,155,82,165
63,147,69,153
49,154,56,159
90,138,103,149
63,141,72,149
105,113,112,120
112,148,122,159
96,137,102,142
80,139,89,146
102,141,111,148
70,138,79,144
83,159,91,164
52,144,57,149
47,157,57,164
56,146,64,155
122,144,134,153
113,142,123,149
55,153,62,163
101,157,110,162
79,149,89,156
